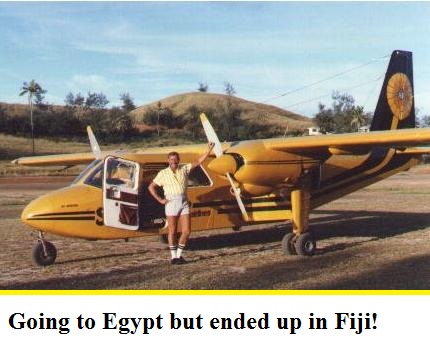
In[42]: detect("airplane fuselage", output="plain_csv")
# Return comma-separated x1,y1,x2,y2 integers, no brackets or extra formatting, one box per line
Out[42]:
21,143,420,240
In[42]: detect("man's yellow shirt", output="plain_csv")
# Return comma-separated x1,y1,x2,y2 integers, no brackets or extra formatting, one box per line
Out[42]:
152,163,192,197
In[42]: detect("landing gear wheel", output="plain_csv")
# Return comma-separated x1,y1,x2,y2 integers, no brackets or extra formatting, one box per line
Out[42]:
32,240,57,266
232,226,241,232
294,232,316,256
281,232,297,255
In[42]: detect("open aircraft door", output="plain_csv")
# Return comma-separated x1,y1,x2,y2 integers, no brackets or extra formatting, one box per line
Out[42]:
103,156,140,230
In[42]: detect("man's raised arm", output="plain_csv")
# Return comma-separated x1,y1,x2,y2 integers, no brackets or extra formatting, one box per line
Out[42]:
191,142,215,170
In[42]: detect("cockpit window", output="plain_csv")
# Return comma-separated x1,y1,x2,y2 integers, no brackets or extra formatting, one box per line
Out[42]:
71,159,102,186
84,162,104,188
188,165,212,187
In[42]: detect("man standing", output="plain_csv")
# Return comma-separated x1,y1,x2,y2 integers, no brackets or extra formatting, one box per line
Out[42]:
148,142,215,264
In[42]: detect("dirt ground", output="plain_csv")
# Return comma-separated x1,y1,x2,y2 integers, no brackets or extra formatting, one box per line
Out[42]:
0,166,429,290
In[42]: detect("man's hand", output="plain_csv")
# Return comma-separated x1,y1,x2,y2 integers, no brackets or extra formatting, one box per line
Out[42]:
160,199,169,205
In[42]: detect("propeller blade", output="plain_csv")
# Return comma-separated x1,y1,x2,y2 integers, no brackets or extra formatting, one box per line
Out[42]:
200,113,249,221
226,173,249,221
86,126,102,160
199,113,223,157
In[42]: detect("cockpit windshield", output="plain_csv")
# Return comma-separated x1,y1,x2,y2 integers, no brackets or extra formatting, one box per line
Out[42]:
71,159,103,186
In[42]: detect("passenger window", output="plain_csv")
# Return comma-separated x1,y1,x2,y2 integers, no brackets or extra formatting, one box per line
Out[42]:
105,159,137,189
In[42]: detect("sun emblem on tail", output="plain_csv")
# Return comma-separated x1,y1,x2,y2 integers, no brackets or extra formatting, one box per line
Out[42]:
386,73,413,121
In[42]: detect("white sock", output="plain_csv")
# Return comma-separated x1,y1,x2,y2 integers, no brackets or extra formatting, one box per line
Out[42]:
177,243,185,258
169,245,177,259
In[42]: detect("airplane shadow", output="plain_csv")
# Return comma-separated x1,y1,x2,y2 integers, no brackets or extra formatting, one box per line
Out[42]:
3,249,428,290
187,209,430,252
2,209,429,290
201,253,430,290
54,249,154,265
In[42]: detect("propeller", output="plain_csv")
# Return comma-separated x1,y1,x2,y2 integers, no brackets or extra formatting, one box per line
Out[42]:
87,126,102,160
199,113,249,221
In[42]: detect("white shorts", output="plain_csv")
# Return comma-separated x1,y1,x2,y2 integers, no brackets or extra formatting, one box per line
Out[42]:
165,195,190,216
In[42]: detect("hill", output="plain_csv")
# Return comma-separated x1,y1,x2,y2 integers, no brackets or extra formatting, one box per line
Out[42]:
130,92,314,131
1,93,314,137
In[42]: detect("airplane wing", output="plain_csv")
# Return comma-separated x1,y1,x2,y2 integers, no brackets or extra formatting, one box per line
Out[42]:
264,128,430,156
12,152,96,166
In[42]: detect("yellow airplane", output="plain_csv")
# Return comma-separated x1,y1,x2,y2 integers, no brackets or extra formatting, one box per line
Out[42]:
14,50,430,266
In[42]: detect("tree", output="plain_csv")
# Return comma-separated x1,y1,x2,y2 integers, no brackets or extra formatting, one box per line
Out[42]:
224,81,236,96
314,92,369,134
19,80,46,154
142,102,177,136
213,101,242,140
420,115,430,127
350,106,367,131
34,92,48,109
314,103,335,134
156,101,163,137
65,92,74,106
120,92,136,112
85,92,109,109
183,105,204,140
65,92,84,107
197,82,208,92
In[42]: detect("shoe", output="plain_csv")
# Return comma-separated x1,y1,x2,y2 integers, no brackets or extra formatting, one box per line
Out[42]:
176,256,187,265
170,258,178,265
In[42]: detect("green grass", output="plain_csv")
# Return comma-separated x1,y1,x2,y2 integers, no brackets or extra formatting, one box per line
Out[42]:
0,133,90,159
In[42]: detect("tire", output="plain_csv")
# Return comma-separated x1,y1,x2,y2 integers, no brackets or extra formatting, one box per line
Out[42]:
294,232,316,256
32,241,57,266
281,232,297,255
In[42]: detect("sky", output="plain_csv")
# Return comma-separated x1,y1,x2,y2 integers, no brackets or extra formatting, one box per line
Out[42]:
1,1,430,117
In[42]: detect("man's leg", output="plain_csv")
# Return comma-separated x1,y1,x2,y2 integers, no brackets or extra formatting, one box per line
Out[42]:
177,214,191,260
167,215,179,261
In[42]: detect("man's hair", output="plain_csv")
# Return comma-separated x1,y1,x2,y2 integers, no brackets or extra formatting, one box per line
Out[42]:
168,151,179,159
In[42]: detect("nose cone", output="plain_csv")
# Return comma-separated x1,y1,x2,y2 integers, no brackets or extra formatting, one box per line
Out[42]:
21,194,55,231
208,154,238,175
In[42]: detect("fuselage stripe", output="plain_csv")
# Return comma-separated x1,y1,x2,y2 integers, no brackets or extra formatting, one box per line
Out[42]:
246,160,319,165
28,216,95,221
218,205,291,214
192,196,288,208
32,211,94,217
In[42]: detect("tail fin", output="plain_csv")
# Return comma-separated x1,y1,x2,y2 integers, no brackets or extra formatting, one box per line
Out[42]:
370,50,415,131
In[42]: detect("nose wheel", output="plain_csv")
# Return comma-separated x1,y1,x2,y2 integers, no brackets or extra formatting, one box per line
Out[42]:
32,232,57,266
